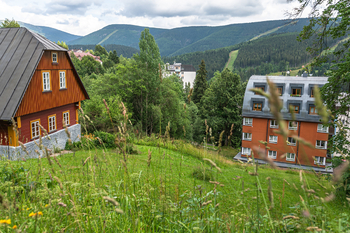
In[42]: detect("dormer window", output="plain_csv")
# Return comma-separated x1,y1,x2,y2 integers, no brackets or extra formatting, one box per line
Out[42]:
253,103,262,111
254,86,265,95
309,105,318,115
277,87,283,96
52,52,58,63
289,104,300,114
291,88,301,97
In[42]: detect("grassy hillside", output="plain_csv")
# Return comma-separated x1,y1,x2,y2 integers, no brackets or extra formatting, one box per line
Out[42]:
68,19,312,57
224,50,239,71
0,139,347,231
18,21,81,42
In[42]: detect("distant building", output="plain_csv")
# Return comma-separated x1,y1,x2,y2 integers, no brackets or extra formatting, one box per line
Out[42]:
166,62,196,88
70,49,103,64
237,75,332,171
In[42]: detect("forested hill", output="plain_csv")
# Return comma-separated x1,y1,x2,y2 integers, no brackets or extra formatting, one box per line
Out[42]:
164,32,342,81
234,32,312,68
69,44,139,58
68,19,311,57
234,32,341,81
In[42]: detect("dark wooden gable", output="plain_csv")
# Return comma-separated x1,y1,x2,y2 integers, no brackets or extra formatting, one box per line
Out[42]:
15,50,88,117
0,27,88,120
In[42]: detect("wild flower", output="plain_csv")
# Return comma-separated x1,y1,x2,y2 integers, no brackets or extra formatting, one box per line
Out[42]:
12,225,17,229
0,219,11,224
29,211,43,217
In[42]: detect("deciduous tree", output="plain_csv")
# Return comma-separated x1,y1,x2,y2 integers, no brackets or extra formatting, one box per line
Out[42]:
289,0,350,157
200,68,243,146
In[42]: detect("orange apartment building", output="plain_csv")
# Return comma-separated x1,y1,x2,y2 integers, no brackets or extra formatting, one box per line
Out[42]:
240,75,330,169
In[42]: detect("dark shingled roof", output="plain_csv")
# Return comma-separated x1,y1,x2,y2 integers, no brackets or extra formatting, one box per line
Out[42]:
0,27,87,120
181,64,196,72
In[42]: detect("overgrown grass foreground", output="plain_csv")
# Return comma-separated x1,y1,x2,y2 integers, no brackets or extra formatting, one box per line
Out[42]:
0,141,349,232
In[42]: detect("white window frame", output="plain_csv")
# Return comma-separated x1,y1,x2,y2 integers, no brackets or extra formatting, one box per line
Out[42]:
52,53,57,63
269,135,278,143
242,147,251,156
287,137,296,146
316,140,327,149
317,124,329,133
243,118,253,126
242,132,252,141
288,121,298,130
59,71,66,89
31,120,40,139
42,72,50,91
63,111,70,126
270,120,279,128
314,156,326,165
286,153,296,161
268,150,277,159
48,115,56,132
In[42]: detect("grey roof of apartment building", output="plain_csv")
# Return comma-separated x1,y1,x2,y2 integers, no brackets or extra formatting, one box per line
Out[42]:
181,65,196,72
0,27,87,121
242,75,328,122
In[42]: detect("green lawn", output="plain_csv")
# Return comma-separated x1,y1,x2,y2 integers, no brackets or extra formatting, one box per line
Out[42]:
0,140,348,232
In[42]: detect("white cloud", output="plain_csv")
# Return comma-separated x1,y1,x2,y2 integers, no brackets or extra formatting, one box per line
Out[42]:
0,0,310,35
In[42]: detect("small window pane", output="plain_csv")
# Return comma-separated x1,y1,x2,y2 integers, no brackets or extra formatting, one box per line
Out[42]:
287,137,296,146
288,121,298,130
270,120,279,128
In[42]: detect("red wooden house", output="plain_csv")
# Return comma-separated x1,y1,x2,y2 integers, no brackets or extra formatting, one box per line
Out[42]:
0,27,89,159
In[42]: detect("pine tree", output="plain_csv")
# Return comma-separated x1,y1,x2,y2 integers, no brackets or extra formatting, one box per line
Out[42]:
192,60,208,105
0,18,20,28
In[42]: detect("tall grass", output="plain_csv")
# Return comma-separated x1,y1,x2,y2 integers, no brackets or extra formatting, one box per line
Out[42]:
0,80,349,232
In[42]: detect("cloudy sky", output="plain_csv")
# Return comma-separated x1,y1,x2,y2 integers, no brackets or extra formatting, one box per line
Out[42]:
0,0,307,36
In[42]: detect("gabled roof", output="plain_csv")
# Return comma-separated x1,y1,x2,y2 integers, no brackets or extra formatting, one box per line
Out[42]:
0,27,86,120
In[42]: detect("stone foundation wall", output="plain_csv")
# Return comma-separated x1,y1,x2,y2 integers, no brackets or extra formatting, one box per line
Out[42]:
0,124,81,160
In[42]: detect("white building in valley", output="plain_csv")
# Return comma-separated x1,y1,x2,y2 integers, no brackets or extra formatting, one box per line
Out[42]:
166,62,196,88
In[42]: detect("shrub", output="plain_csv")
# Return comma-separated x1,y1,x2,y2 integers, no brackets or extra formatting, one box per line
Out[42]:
192,166,214,181
94,131,117,148
332,156,350,198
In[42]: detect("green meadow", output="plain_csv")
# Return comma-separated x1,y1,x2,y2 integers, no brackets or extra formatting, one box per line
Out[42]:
0,138,348,232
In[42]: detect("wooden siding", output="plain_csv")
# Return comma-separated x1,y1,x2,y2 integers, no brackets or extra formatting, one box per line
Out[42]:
0,121,9,145
19,104,77,143
15,51,86,117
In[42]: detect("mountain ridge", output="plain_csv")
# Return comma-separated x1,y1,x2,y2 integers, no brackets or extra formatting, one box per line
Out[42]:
67,18,311,56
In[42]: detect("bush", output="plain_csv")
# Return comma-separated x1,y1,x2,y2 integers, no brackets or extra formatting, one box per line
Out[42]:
332,156,350,198
95,131,116,148
192,166,214,181
64,131,138,152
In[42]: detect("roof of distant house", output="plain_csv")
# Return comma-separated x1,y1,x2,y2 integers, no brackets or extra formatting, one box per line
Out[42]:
71,50,102,64
181,65,196,72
